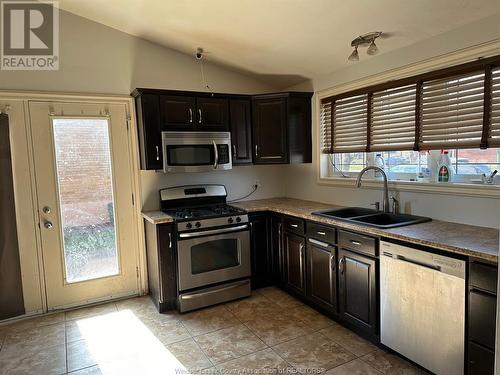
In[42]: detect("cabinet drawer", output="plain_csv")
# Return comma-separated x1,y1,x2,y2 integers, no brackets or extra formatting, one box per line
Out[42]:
284,217,304,235
469,290,497,350
470,262,498,295
338,230,376,257
469,341,494,375
306,222,336,244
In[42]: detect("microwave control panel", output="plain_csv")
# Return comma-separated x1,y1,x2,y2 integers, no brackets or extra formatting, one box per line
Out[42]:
217,145,230,164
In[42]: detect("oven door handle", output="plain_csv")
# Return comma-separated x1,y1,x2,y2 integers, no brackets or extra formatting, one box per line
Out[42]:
179,224,248,239
213,140,218,169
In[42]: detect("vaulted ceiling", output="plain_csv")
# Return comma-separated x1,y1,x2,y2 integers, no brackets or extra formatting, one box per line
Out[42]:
58,0,500,88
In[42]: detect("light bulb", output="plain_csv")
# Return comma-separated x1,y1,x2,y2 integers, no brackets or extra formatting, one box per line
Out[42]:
367,40,379,55
348,46,359,62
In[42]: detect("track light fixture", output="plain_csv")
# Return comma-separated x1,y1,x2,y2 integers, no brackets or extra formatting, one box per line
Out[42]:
348,32,382,61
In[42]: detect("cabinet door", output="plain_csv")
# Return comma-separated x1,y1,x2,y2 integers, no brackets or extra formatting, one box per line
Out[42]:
307,241,336,311
284,233,305,294
229,99,252,164
136,94,163,170
270,216,284,284
338,249,377,335
160,95,196,130
250,215,271,289
252,98,288,164
196,97,229,130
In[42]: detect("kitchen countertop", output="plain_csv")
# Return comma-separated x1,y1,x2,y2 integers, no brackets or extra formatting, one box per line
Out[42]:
231,198,500,263
142,210,174,225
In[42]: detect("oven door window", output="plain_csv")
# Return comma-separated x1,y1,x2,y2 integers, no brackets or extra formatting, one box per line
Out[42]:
166,145,214,166
191,238,239,274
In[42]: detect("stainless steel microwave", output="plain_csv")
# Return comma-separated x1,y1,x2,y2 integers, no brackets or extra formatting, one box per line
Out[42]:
161,131,232,173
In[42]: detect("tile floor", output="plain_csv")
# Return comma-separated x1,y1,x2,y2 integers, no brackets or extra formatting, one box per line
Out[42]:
0,287,427,375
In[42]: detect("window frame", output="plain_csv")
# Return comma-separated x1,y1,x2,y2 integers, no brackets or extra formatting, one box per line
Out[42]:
315,50,500,198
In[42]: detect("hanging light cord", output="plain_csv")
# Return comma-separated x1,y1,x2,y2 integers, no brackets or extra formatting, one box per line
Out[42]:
199,58,214,95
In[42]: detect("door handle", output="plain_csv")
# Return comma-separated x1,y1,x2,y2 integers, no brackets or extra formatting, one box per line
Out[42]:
212,140,218,169
44,221,53,230
339,257,345,274
42,206,51,214
188,108,193,124
155,145,160,161
198,109,202,124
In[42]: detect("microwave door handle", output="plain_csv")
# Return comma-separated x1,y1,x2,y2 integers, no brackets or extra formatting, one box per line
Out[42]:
213,140,218,169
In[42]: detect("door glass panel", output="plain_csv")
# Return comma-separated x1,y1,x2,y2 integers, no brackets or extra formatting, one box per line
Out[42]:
52,118,119,283
191,239,239,274
166,145,213,165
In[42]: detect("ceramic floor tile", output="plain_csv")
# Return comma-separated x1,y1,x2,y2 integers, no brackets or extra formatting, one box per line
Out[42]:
289,305,334,331
258,286,303,307
2,322,64,353
272,331,356,373
325,358,383,375
1,313,65,335
115,296,170,320
65,303,118,321
179,305,239,336
67,339,99,372
216,348,293,374
225,294,282,322
0,343,66,375
243,313,311,346
320,323,377,356
166,338,213,372
142,317,191,345
67,365,103,375
194,324,266,364
361,349,428,374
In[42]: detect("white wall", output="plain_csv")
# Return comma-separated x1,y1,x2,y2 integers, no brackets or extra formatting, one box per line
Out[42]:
0,10,286,209
284,14,500,229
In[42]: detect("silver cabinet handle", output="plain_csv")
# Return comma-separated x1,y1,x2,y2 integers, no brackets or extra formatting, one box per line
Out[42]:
212,140,218,169
290,224,299,228
350,240,361,246
168,232,172,248
330,254,335,272
317,231,326,236
339,257,345,274
255,144,258,157
198,109,202,124
233,144,237,157
308,238,329,248
155,145,160,161
44,221,53,229
188,108,193,124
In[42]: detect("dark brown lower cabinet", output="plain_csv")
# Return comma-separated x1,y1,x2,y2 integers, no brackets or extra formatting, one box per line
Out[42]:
306,239,336,311
338,248,377,336
270,215,284,285
284,232,306,294
249,214,272,289
468,341,495,375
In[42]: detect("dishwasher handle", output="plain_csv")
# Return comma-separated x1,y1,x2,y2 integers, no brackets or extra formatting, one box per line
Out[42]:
383,251,441,272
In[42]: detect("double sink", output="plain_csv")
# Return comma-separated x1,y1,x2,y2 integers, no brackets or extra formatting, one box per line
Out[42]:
312,207,431,229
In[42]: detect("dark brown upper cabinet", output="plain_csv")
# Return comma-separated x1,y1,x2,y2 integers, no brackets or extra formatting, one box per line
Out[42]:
252,92,312,165
229,99,253,164
135,94,163,170
196,97,228,130
160,95,196,130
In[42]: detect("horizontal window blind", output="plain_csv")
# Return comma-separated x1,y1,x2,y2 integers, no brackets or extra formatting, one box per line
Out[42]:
320,100,332,153
419,71,485,149
371,84,416,151
332,94,368,152
490,67,500,146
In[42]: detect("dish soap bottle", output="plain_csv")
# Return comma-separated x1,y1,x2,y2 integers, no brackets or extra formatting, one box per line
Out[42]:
437,150,453,183
374,153,385,180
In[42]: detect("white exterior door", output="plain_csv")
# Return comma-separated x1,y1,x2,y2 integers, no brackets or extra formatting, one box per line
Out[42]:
29,101,139,309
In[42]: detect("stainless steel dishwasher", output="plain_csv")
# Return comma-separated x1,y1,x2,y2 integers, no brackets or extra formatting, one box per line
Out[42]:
380,241,465,375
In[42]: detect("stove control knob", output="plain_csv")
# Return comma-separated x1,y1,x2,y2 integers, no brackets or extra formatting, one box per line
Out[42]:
228,217,234,224
195,221,201,228
186,222,192,229
236,217,242,223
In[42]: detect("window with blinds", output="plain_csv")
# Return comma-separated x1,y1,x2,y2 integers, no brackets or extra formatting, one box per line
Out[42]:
332,94,368,152
371,84,416,151
320,100,332,153
420,71,485,149
491,67,500,146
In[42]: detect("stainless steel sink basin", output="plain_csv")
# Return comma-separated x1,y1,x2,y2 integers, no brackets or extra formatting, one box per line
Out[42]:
312,207,431,228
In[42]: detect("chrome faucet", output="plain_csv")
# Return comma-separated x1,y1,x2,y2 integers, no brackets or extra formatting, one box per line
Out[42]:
356,166,390,213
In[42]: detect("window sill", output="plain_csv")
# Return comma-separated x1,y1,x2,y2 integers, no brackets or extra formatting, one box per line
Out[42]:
318,176,500,198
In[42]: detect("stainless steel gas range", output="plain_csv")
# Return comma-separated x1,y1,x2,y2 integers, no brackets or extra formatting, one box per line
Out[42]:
160,184,251,312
